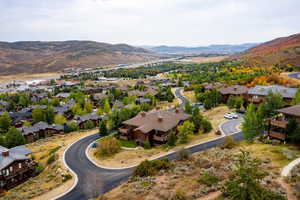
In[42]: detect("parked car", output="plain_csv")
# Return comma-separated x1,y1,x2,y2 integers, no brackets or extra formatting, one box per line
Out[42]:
224,113,238,119
215,130,222,135
236,109,246,114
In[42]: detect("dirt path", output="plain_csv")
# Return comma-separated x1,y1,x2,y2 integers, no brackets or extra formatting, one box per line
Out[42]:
278,178,297,200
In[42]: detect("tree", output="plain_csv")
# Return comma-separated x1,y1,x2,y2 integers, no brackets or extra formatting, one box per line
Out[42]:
292,87,300,105
265,92,283,117
223,150,286,200
242,104,263,142
184,102,193,114
32,107,45,123
0,112,12,133
191,108,203,133
45,106,55,124
99,120,108,136
5,127,26,148
201,119,212,133
234,96,243,110
167,131,177,146
54,114,67,125
65,121,79,133
84,101,93,114
177,121,195,144
103,98,111,114
227,96,236,109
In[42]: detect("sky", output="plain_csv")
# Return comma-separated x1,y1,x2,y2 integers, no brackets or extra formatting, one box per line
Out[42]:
0,0,300,46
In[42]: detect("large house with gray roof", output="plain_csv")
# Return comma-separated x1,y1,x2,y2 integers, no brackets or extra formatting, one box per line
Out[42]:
119,109,191,146
0,145,36,191
248,85,297,105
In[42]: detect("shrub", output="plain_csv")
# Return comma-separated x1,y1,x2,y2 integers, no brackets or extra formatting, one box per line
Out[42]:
48,146,61,155
201,119,212,133
167,131,177,146
198,172,219,186
47,153,57,165
65,121,79,133
134,158,172,177
144,140,151,149
171,190,187,200
220,136,237,149
35,163,44,174
96,137,121,157
83,120,95,130
118,139,137,148
62,174,72,182
177,149,190,160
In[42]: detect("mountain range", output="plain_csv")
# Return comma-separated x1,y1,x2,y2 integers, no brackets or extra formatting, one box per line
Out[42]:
0,41,159,75
143,43,259,55
235,33,300,67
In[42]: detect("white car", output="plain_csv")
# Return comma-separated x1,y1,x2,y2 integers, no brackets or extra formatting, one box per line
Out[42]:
224,113,238,119
229,112,238,119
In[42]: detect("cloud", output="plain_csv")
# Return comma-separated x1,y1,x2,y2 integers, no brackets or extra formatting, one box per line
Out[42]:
0,0,299,45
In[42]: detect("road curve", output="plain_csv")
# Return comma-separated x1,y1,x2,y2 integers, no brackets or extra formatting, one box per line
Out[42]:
57,88,244,200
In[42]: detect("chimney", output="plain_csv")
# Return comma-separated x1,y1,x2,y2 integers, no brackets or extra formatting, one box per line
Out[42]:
158,116,163,122
141,112,146,117
175,109,180,113
2,151,9,157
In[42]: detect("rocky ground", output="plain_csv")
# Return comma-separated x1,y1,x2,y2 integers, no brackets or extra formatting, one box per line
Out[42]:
288,164,300,199
99,142,294,200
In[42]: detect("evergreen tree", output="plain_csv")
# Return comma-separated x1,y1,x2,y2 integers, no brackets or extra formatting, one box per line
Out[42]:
223,150,286,200
5,127,26,148
0,112,12,133
45,106,55,124
265,92,283,117
242,104,263,142
32,107,45,123
167,131,177,146
99,120,108,136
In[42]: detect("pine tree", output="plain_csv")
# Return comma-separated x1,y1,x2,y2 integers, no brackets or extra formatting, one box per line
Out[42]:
99,120,108,136
242,104,263,142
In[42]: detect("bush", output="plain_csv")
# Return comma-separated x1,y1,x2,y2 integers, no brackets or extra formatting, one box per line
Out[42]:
65,121,79,133
177,149,190,160
35,163,44,174
83,120,95,130
167,132,177,146
62,173,72,182
48,146,61,155
118,139,137,148
171,190,187,200
47,153,57,165
201,119,212,133
96,137,121,157
144,140,151,149
134,158,172,177
220,136,237,149
198,172,219,186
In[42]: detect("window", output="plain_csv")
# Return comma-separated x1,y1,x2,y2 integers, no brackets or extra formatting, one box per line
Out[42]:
6,169,9,176
18,163,22,169
9,167,13,172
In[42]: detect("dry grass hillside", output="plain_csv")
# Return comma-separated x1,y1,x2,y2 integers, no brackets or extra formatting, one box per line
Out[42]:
0,41,160,75
234,33,300,67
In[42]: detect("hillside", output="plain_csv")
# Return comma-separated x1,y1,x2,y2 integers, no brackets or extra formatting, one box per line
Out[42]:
0,41,160,75
144,43,258,55
236,33,300,67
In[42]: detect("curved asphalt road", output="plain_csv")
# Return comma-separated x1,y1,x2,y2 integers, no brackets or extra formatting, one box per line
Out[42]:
57,88,244,200
288,72,300,80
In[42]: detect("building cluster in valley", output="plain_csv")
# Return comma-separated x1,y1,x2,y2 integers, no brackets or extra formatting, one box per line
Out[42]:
1,72,300,192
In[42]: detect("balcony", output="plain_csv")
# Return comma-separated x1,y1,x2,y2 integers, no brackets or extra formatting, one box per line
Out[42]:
153,134,168,142
270,120,288,128
268,131,285,140
248,97,264,103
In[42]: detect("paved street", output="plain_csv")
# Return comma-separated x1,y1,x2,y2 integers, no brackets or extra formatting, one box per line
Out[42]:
57,88,244,200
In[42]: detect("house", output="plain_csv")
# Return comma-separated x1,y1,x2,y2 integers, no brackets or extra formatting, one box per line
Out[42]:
202,82,224,91
55,93,70,99
267,104,300,141
20,122,64,143
30,93,48,102
119,109,191,146
218,85,249,103
10,109,32,128
136,97,151,105
0,145,36,191
248,85,297,105
83,86,103,95
74,113,101,129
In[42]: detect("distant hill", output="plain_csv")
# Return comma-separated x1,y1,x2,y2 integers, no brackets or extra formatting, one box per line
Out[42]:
0,41,160,75
143,43,258,55
235,33,300,67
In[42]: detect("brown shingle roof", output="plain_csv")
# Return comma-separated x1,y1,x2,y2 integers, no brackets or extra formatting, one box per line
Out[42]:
123,109,191,133
219,85,249,95
278,104,300,117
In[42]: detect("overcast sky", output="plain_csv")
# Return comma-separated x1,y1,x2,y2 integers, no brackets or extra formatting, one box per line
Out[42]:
0,0,299,46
